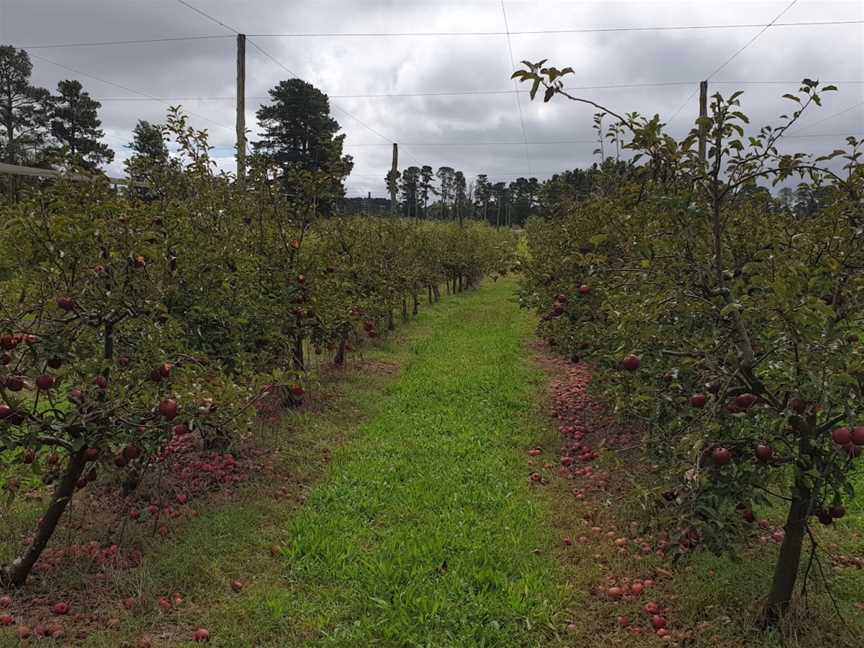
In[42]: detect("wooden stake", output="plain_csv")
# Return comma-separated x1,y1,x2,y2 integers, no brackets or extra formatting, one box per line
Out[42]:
390,143,398,214
698,80,708,163
236,34,247,184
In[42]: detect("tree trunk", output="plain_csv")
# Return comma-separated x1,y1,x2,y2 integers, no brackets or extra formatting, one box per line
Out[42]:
388,309,395,332
292,334,305,371
764,483,811,624
412,292,419,316
1,449,88,588
334,334,347,367
427,285,433,304
402,296,408,322
433,285,440,302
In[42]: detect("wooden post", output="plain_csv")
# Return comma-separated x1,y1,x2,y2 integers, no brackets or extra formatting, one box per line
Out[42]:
236,34,247,184
698,80,708,164
390,143,398,214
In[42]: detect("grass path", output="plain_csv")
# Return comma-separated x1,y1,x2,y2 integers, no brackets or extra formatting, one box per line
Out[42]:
52,278,570,648
254,278,567,647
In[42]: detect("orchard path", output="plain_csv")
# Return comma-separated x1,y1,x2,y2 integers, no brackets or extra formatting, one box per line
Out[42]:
248,278,570,647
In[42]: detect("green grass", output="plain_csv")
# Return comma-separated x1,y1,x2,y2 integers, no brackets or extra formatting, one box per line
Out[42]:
226,279,569,647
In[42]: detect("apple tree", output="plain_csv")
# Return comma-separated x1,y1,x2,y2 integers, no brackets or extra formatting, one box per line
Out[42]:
515,60,863,623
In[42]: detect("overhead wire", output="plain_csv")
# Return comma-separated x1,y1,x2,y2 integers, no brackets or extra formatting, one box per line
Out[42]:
668,0,801,123
171,0,423,169
18,19,863,48
500,0,532,177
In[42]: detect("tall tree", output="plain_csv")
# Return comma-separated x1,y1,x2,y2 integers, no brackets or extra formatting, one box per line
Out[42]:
474,174,491,223
124,120,172,198
436,166,455,219
491,181,507,227
509,176,540,226
254,79,353,206
400,165,420,217
0,46,50,166
419,164,435,217
385,168,400,214
49,79,114,170
126,120,168,167
453,170,467,226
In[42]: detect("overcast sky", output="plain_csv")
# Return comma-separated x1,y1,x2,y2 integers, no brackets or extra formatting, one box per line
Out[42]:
1,0,862,197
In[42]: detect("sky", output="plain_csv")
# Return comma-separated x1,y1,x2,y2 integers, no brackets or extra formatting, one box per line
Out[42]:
1,0,862,198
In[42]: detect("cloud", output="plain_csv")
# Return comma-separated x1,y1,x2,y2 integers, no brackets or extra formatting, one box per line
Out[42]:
4,0,862,195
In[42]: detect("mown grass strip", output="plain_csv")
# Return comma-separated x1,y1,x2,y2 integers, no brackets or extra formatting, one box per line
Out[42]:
250,279,568,647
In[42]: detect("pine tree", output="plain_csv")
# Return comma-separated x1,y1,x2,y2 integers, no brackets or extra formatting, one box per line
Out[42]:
49,79,114,170
0,46,50,166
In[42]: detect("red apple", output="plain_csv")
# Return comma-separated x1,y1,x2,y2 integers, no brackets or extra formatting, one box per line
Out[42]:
52,602,70,615
230,579,243,593
35,374,56,391
711,447,731,466
832,427,852,445
651,615,667,630
735,393,757,409
194,628,210,642
830,505,846,519
689,393,706,408
0,614,13,626
289,383,304,397
851,426,864,445
159,362,173,378
755,444,773,461
68,387,83,402
578,285,590,295
0,595,11,608
159,398,179,420
94,375,108,389
56,296,76,312
0,404,11,419
622,354,641,371
644,602,660,615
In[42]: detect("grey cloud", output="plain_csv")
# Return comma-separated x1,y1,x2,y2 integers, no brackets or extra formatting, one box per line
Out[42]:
2,0,861,197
